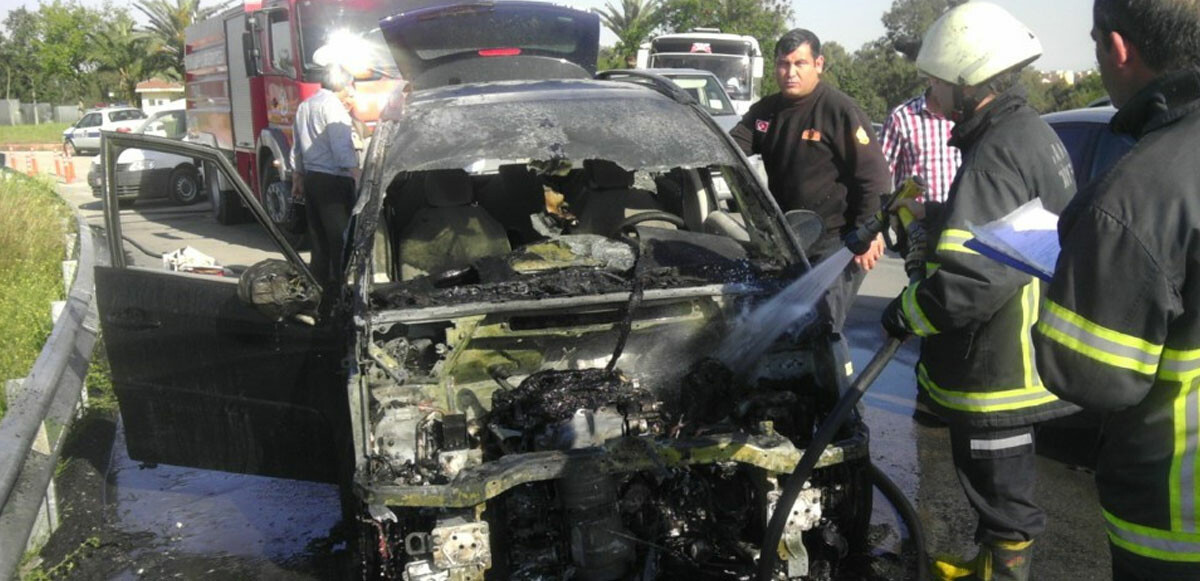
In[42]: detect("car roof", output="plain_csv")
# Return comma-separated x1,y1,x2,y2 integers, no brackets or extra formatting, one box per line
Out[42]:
1041,106,1118,125
640,68,719,78
83,106,141,114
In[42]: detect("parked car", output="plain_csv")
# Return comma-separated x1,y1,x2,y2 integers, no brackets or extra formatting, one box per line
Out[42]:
92,3,876,579
88,109,203,207
62,106,147,156
611,68,741,132
1042,106,1133,187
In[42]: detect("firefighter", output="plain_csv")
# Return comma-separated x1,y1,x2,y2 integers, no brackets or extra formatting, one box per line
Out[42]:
879,3,1079,579
1033,1,1200,579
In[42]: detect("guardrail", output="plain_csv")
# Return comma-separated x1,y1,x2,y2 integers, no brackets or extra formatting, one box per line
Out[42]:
0,190,99,578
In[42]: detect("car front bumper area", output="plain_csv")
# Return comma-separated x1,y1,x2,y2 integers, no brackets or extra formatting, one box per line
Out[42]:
90,165,174,200
358,425,869,508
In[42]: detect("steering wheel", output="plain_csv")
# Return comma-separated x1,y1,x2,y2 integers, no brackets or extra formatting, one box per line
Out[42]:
614,211,686,237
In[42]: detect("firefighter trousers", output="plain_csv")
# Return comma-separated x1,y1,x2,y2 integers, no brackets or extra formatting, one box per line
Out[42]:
1111,543,1200,580
948,424,1046,544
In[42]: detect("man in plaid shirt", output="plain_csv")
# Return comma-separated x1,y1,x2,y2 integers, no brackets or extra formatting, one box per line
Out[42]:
880,88,961,203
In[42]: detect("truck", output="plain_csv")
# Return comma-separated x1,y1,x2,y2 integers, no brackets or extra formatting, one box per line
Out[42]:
183,0,419,237
637,28,764,115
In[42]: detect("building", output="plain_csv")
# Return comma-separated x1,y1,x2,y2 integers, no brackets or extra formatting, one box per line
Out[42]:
136,79,185,115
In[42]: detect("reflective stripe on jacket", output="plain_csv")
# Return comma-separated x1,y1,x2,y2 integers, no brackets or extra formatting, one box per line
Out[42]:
1034,70,1200,563
902,88,1079,428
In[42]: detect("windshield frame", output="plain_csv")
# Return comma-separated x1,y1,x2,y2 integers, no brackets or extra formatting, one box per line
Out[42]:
347,83,805,300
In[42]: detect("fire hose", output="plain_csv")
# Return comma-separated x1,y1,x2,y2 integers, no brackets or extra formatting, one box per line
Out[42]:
758,178,931,581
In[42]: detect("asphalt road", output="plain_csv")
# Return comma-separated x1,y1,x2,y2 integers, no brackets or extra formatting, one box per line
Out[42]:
38,173,1111,579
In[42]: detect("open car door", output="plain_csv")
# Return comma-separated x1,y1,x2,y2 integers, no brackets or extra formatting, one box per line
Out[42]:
380,1,599,90
94,132,347,483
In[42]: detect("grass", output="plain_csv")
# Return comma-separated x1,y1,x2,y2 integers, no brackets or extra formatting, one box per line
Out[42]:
0,173,71,417
82,338,117,414
20,536,100,580
0,123,72,146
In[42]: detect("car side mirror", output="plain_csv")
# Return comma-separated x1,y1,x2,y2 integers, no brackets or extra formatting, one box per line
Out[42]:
784,210,825,253
236,259,321,323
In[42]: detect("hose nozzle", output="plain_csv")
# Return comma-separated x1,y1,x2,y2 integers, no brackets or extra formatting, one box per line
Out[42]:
844,177,927,255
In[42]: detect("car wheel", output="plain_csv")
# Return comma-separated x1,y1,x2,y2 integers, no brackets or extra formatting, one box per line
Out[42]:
116,198,135,209
168,165,202,205
63,140,76,157
262,165,307,248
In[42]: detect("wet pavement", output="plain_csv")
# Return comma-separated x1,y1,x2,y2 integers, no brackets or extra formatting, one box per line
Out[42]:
98,423,344,579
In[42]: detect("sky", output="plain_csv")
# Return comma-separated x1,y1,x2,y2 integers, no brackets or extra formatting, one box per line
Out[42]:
0,0,1098,72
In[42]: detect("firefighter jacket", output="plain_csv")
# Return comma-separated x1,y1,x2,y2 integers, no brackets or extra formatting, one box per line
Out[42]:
731,82,891,249
900,88,1079,428
1033,70,1200,564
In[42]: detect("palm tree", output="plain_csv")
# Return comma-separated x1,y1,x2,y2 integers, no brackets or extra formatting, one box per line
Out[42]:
136,0,232,80
89,15,155,106
595,0,662,68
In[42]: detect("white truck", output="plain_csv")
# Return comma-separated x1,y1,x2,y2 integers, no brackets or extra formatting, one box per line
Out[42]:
637,28,764,114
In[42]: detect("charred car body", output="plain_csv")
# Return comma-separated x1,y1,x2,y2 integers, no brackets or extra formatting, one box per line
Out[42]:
93,3,875,580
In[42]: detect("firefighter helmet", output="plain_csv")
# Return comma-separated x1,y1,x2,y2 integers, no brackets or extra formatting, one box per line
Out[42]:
916,2,1042,87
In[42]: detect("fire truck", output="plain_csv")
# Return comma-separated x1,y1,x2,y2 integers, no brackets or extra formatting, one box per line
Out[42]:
637,28,764,115
183,0,420,236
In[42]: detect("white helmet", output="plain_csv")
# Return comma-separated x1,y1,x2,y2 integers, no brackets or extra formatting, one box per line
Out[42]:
916,2,1042,87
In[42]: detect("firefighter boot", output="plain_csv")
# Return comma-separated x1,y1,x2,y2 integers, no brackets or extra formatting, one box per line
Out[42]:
932,540,1033,581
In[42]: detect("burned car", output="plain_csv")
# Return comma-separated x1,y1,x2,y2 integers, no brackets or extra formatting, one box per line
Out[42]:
92,3,876,580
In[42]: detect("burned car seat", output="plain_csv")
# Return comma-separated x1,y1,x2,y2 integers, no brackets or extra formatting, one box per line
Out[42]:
397,169,511,280
574,159,679,236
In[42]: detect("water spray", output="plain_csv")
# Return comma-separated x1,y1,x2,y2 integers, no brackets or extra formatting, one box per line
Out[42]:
755,177,931,581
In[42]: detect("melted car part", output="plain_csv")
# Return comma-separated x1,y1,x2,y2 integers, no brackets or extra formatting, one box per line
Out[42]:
236,258,319,321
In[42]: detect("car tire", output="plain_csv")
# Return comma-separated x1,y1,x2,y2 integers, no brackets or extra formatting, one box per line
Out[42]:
204,160,249,225
168,165,202,205
63,140,76,157
116,198,135,209
261,165,308,248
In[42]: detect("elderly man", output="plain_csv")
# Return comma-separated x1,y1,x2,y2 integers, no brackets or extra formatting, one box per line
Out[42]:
291,64,360,296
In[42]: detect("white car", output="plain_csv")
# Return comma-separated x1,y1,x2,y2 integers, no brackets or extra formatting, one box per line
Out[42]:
62,106,147,155
88,109,203,207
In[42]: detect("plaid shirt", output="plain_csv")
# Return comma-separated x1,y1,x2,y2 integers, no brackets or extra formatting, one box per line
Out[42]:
880,94,961,203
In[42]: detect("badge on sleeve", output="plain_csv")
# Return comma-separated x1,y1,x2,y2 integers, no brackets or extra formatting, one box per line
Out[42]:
755,119,770,133
855,126,871,145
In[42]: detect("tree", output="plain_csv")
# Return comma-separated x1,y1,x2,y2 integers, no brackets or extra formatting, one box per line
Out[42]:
880,0,965,58
595,0,662,68
0,8,41,102
136,0,231,80
36,0,105,103
90,14,155,106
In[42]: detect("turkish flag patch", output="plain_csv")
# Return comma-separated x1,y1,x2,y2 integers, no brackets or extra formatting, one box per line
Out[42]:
755,120,770,133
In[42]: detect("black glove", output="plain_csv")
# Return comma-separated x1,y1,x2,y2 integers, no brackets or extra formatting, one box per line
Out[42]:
881,293,912,339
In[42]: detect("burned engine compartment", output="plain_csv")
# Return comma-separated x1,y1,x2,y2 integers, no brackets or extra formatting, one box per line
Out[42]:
353,291,874,581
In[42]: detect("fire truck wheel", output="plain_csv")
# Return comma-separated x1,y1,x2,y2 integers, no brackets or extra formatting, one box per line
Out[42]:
168,165,202,205
210,187,247,225
262,165,307,248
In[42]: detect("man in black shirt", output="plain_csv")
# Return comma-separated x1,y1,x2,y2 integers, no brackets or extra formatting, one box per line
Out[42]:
731,28,891,330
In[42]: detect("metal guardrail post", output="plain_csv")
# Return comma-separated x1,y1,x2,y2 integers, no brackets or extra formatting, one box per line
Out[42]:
0,208,99,578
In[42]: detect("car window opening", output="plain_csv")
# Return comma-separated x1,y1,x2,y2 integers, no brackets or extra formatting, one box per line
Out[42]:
368,158,769,308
